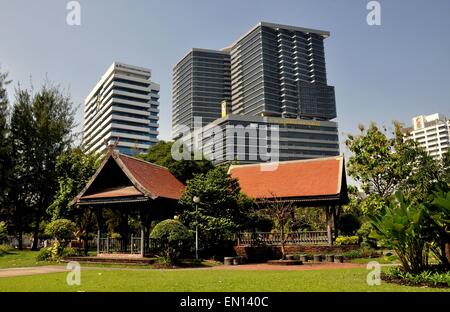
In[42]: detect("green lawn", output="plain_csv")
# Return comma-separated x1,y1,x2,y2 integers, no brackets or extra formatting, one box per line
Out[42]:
0,268,449,292
0,251,448,292
0,250,50,269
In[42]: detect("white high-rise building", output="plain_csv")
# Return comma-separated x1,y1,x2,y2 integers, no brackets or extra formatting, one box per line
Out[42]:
404,113,450,159
83,62,160,156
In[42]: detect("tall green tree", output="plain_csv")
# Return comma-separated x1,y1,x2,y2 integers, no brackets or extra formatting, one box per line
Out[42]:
9,88,35,249
178,166,252,258
345,123,403,198
0,68,11,219
48,147,99,219
139,140,213,183
346,122,443,206
47,147,99,254
10,83,75,249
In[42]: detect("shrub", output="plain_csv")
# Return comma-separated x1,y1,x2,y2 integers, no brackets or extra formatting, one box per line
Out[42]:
62,246,79,257
337,213,361,235
335,235,359,246
36,247,53,261
357,222,378,248
340,247,380,259
385,267,450,287
36,242,62,261
45,219,76,250
0,244,13,256
150,219,193,264
0,221,7,243
370,192,430,273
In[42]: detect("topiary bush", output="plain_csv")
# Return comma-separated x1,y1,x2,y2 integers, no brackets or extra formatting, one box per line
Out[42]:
150,219,193,264
45,219,76,252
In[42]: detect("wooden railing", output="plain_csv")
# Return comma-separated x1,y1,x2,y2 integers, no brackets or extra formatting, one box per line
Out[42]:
237,231,329,246
98,236,148,254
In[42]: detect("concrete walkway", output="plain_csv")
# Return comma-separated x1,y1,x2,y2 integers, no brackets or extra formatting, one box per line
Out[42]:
0,261,374,278
0,266,69,278
210,262,365,271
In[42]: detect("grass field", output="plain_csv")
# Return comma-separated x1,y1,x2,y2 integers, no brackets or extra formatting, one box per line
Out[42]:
1,267,449,292
0,251,448,292
0,250,48,269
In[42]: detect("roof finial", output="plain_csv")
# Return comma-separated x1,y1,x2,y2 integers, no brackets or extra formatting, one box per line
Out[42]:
104,137,120,156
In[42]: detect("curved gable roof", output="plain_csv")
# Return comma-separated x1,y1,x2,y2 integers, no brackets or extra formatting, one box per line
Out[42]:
228,156,347,202
72,149,185,205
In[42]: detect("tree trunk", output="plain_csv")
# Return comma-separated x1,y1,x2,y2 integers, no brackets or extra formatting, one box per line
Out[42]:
31,215,40,250
18,230,23,250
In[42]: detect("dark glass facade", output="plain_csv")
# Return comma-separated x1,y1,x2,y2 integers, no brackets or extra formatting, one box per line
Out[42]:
172,49,231,136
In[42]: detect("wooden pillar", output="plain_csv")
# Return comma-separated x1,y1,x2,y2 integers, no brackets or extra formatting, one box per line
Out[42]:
332,205,338,240
326,206,332,245
96,206,101,255
140,224,145,257
139,206,147,257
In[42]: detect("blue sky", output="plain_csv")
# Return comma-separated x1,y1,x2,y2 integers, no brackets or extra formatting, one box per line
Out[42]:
1,0,449,154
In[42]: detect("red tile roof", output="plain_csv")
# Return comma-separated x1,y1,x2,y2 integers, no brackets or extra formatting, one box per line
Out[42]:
73,150,185,205
228,156,345,200
117,154,185,200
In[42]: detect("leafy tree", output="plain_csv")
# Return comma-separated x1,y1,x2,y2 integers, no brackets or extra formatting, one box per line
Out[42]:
139,140,212,183
45,219,76,243
45,219,76,254
346,122,444,209
426,184,450,268
10,83,75,250
292,208,325,231
150,219,193,264
48,147,99,219
178,166,251,258
336,213,361,236
369,192,430,273
346,123,403,198
9,88,35,249
258,193,295,259
48,147,99,254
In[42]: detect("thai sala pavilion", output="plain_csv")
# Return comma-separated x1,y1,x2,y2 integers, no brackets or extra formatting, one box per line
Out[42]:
228,156,349,247
71,146,185,257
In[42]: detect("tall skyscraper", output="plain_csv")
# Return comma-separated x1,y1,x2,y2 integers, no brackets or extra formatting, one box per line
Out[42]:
172,49,231,137
83,62,160,156
228,22,336,120
404,113,450,159
172,22,340,163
